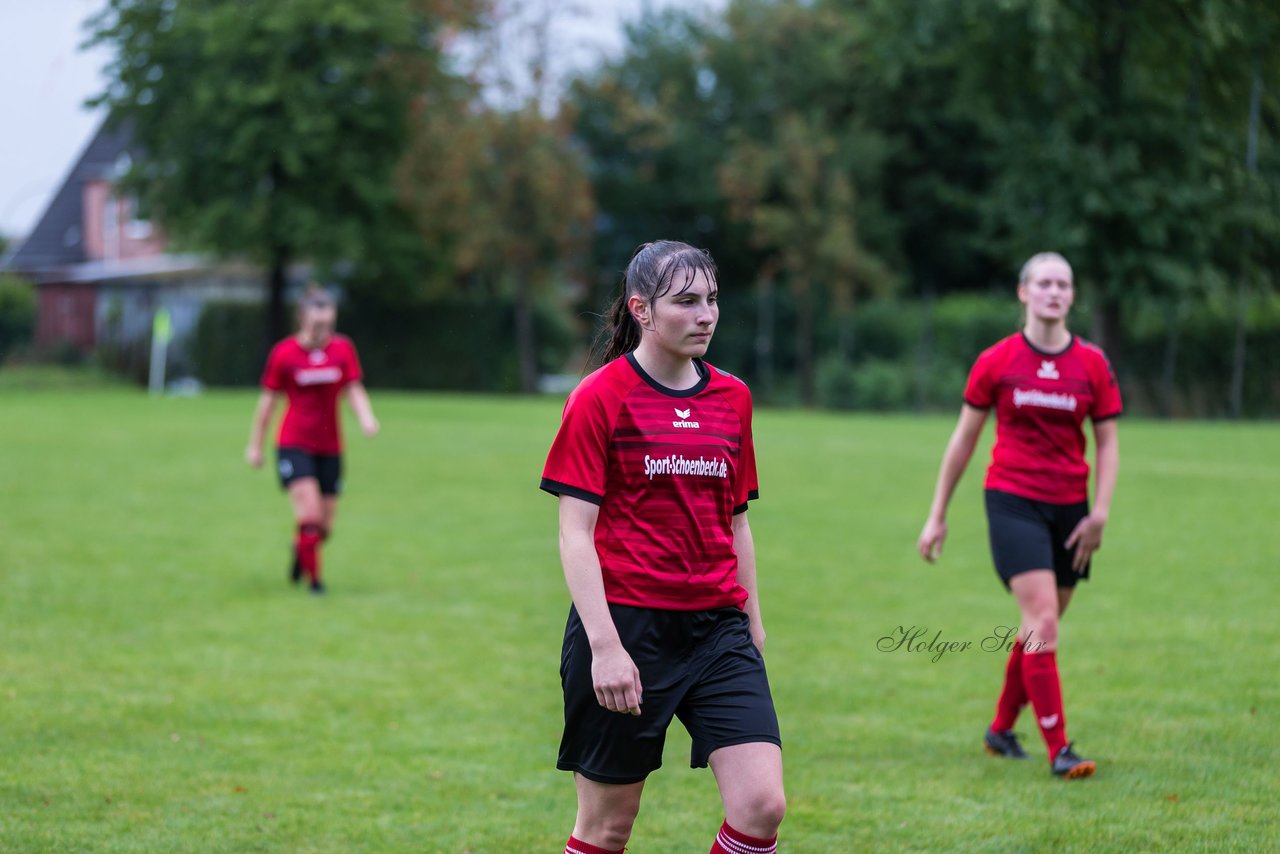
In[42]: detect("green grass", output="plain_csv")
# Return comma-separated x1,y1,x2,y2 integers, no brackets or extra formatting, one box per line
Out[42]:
0,363,129,391
1,387,1277,852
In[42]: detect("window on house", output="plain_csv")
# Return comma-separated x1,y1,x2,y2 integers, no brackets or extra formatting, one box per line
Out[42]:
124,195,153,240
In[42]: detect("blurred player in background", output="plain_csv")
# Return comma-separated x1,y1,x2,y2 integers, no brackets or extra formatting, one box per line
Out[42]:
918,251,1121,779
541,241,785,854
246,285,379,594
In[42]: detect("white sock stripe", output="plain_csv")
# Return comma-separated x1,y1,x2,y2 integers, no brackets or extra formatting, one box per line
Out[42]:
565,846,590,854
717,829,777,854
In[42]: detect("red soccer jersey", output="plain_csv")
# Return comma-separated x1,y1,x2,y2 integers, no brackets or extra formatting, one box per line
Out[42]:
540,354,759,611
964,333,1122,504
261,334,363,455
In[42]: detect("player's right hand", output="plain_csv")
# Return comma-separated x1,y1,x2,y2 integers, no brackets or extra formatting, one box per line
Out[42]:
918,517,947,563
245,446,263,468
591,643,643,716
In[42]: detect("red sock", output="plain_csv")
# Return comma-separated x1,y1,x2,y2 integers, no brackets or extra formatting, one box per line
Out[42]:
991,640,1027,731
710,821,777,854
296,522,323,584
1022,650,1068,759
565,836,624,854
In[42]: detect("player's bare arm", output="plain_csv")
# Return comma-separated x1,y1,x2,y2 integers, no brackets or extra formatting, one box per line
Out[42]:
558,494,642,715
246,390,281,467
919,404,988,562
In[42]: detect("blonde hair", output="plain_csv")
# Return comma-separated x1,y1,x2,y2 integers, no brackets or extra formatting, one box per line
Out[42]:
1018,252,1072,285
295,284,336,327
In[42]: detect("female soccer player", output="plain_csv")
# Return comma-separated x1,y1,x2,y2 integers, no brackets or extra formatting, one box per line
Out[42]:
245,286,379,594
540,241,785,854
918,252,1120,779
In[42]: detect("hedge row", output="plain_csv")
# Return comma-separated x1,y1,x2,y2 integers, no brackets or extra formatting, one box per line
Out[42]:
806,293,1280,417
192,295,575,392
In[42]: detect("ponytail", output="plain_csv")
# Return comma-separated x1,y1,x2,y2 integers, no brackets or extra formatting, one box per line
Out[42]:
597,292,642,365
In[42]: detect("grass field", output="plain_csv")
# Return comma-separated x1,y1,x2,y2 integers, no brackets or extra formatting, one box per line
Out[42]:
1,383,1278,852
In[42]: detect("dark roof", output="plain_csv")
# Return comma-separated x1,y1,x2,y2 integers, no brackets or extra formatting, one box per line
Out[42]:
2,117,138,273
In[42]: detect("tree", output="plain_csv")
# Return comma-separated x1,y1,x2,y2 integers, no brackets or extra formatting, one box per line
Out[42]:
395,0,594,391
86,0,481,348
722,111,892,404
570,1,898,397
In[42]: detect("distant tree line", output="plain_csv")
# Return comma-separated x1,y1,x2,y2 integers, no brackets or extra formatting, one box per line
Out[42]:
84,0,1280,415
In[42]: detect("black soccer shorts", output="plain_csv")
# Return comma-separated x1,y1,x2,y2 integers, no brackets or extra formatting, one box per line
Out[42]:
557,602,782,785
984,488,1091,590
276,447,343,496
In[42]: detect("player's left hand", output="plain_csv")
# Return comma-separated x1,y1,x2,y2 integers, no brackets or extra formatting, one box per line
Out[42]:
1064,512,1106,573
749,620,766,655
361,416,380,438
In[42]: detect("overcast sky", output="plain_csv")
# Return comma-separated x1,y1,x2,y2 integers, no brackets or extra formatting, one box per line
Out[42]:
0,0,725,241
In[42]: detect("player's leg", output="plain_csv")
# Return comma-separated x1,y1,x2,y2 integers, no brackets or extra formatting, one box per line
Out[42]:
318,454,342,540
567,776,645,853
983,490,1054,757
1037,500,1094,777
321,498,338,538
708,742,785,850
559,605,674,852
287,477,325,592
681,610,784,852
1057,585,1075,617
1011,570,1061,653
1011,570,1091,775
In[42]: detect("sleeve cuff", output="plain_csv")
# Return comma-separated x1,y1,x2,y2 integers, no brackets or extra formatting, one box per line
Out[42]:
732,489,760,515
539,478,603,505
1092,410,1123,422
963,397,990,410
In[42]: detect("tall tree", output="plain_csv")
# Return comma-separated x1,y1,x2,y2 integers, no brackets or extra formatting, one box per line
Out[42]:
570,1,898,396
396,0,594,391
721,111,891,403
86,0,480,348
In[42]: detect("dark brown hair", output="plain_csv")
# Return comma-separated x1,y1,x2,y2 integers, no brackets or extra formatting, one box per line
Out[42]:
593,241,720,365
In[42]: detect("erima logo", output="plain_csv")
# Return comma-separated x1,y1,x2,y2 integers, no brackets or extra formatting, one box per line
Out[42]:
672,407,700,429
1037,360,1059,380
1039,714,1060,729
308,350,327,365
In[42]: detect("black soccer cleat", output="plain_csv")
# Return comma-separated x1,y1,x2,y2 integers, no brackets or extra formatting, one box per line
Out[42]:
984,728,1029,759
1051,743,1096,779
309,580,326,596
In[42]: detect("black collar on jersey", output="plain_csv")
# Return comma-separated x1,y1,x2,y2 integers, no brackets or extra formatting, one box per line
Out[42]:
625,352,710,398
1020,331,1076,357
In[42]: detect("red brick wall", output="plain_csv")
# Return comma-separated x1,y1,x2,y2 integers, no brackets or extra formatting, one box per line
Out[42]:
36,283,97,351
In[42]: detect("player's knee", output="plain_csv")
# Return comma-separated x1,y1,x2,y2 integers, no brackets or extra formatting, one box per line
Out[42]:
729,787,786,834
576,791,641,850
1031,612,1059,647
582,813,638,850
299,521,324,540
755,789,787,832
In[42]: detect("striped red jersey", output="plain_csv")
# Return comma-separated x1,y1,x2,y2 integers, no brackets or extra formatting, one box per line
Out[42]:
541,354,759,611
964,333,1122,504
262,334,363,455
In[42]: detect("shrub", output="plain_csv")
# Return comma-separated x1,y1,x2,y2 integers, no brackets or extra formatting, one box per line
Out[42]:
816,355,914,411
191,294,577,391
0,274,37,363
192,301,266,387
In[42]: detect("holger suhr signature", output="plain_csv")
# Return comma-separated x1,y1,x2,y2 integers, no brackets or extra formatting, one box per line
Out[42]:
876,625,1048,663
